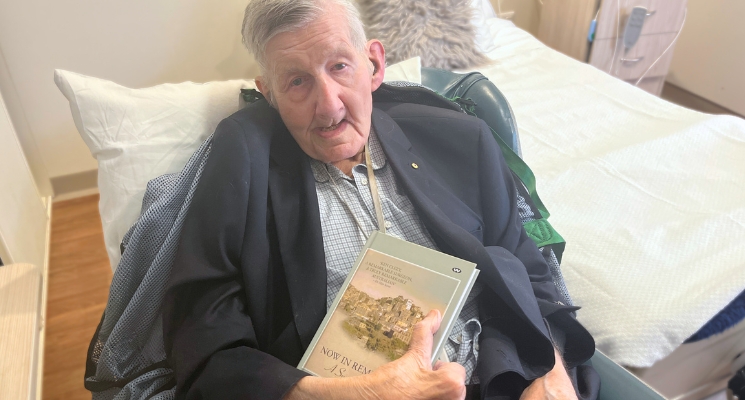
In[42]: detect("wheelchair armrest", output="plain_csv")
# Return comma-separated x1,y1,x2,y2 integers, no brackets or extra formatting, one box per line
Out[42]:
590,350,665,400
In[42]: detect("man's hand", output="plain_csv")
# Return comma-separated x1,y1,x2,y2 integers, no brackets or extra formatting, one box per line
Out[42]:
365,309,466,399
285,310,466,400
519,348,577,400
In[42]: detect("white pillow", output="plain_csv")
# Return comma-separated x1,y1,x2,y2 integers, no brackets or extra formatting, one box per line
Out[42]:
55,57,422,270
385,56,422,83
469,0,517,55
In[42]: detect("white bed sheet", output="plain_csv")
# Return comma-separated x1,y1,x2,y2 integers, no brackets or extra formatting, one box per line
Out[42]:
465,18,745,368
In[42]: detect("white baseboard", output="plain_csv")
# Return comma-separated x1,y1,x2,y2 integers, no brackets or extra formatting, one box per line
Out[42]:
34,196,52,400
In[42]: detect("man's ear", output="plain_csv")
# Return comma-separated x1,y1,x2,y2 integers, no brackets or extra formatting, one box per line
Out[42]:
367,40,386,91
255,77,275,107
255,76,269,97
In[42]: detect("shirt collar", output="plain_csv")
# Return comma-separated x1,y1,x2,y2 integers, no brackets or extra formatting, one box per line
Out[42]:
310,128,387,183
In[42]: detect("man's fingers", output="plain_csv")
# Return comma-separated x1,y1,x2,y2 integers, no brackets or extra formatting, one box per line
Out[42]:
406,309,442,365
425,309,443,334
434,362,468,400
435,361,467,383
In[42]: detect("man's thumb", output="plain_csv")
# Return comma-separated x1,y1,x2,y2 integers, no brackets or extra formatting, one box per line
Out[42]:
406,309,442,364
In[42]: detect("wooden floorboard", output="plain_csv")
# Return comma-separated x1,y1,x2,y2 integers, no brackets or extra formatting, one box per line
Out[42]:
661,82,744,118
44,194,112,400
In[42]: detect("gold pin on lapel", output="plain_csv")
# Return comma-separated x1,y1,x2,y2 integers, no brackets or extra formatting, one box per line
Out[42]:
411,163,419,169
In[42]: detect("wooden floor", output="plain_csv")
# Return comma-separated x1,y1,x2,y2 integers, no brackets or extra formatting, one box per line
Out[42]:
661,82,744,118
44,194,112,400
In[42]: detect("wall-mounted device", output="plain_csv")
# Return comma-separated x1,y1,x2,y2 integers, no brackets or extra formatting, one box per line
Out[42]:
623,6,648,49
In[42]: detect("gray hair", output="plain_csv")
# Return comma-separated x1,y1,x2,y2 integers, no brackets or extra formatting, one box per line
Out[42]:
242,0,368,73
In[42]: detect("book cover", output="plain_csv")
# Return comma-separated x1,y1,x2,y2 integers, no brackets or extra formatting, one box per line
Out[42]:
297,231,479,378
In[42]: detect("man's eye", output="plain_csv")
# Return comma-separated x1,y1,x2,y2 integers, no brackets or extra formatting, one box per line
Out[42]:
291,78,303,86
333,63,347,70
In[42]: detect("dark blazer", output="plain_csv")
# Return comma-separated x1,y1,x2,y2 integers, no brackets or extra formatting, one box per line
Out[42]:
163,100,598,400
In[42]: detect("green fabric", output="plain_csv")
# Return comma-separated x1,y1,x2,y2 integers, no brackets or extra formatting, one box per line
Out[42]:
485,124,566,257
455,100,550,220
523,219,566,260
523,219,564,248
454,99,565,258
241,88,264,104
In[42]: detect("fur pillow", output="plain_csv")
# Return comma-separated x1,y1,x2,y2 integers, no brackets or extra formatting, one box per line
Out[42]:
358,0,488,70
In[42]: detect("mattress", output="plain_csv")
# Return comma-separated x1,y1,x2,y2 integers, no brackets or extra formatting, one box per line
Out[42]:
461,17,745,368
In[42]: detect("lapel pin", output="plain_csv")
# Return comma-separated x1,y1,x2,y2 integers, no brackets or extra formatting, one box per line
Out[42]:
411,163,419,169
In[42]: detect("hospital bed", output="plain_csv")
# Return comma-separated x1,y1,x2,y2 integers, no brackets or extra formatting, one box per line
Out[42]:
418,62,744,399
458,4,745,399
55,1,745,399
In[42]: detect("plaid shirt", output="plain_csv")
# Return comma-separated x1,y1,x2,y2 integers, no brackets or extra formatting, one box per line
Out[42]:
310,130,483,383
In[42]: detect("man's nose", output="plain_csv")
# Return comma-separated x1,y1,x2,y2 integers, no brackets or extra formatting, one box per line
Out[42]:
314,76,343,120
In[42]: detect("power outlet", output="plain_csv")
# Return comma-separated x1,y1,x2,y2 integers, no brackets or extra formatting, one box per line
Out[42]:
499,11,515,20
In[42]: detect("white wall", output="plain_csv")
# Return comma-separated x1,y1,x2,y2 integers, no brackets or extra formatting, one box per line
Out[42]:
0,0,258,184
0,48,53,196
0,90,48,269
666,0,745,116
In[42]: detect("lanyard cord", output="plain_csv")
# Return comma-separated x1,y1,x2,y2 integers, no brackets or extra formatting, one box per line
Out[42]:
364,141,387,235
325,140,387,238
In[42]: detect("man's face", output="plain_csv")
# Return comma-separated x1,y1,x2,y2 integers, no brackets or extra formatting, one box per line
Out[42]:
256,7,385,164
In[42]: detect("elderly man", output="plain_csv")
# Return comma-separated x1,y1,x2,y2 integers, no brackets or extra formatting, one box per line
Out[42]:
163,0,599,399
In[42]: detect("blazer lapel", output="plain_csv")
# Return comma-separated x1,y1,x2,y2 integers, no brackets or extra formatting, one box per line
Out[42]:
268,127,327,349
371,108,542,327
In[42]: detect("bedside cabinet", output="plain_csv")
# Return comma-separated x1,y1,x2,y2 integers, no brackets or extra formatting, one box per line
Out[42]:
537,0,687,96
0,264,45,400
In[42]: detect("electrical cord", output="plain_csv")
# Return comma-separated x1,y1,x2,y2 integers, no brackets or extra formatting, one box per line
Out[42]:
608,0,620,74
634,7,687,86
606,3,687,85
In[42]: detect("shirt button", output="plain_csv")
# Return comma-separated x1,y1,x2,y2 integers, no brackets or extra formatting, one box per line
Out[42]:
359,177,368,185
384,221,392,229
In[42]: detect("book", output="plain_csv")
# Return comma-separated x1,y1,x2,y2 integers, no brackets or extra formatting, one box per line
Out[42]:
297,231,479,378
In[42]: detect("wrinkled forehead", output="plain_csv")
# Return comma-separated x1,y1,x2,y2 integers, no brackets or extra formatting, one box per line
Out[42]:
263,9,360,77
274,42,358,76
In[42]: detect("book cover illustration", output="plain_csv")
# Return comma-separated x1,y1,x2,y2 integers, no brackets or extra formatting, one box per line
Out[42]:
300,247,462,378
